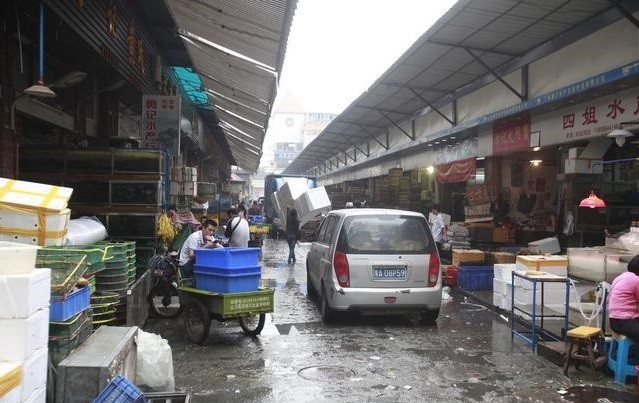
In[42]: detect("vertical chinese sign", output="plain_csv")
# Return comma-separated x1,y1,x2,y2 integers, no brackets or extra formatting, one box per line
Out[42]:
142,95,181,153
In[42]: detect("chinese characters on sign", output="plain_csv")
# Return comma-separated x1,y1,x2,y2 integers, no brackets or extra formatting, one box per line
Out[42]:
142,95,180,152
492,115,531,155
562,94,639,140
228,296,272,313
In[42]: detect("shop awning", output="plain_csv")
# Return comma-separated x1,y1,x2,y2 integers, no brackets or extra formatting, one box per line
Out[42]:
283,0,637,176
166,0,297,172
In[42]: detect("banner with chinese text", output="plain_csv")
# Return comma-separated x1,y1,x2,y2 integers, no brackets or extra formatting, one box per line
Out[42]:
142,95,180,152
492,115,531,155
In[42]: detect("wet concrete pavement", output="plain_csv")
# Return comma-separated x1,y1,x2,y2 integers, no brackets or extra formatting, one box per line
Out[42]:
145,239,638,402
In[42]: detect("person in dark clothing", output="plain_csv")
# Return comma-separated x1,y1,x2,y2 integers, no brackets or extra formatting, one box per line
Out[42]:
286,208,300,264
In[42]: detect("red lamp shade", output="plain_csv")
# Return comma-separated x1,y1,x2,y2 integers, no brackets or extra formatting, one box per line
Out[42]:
579,191,606,208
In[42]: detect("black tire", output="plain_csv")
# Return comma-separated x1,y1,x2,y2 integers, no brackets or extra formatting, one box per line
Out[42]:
420,309,440,323
238,314,265,336
148,279,183,318
183,299,211,344
306,263,317,299
320,283,336,323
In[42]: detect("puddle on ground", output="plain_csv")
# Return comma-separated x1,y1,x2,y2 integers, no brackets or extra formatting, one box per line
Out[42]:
561,385,636,402
297,365,356,381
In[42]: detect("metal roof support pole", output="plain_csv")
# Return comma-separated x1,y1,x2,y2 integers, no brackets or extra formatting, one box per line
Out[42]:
610,0,639,29
357,124,388,150
409,88,455,126
336,133,369,157
452,98,457,125
464,48,524,101
521,65,529,101
344,150,355,163
379,111,414,140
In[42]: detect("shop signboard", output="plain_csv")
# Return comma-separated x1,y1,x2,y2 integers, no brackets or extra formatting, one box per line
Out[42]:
434,137,478,165
532,87,639,146
142,95,181,152
492,116,531,155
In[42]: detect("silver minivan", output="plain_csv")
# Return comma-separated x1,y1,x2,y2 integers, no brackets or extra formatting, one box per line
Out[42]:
306,208,442,323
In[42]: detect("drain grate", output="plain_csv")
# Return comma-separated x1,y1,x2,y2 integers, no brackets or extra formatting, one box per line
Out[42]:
298,365,356,381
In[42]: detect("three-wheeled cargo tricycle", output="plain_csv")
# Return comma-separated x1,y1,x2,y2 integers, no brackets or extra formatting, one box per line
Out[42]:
177,285,274,344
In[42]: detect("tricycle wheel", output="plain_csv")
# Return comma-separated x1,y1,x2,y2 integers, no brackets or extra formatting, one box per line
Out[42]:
148,279,183,319
238,313,265,336
183,299,210,344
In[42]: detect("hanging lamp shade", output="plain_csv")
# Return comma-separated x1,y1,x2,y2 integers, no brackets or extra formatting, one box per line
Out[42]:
579,191,606,209
24,1,56,98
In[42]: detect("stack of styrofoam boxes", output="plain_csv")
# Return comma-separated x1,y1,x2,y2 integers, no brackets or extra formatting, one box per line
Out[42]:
294,186,332,227
274,179,309,229
169,165,198,196
493,263,516,311
0,178,73,246
513,255,570,322
184,167,198,196
0,242,50,403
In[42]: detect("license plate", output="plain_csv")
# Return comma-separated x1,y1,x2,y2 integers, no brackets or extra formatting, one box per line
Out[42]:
373,267,406,280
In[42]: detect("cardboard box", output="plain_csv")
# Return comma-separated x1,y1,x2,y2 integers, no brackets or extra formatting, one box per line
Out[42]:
516,255,568,276
492,228,511,243
490,252,516,264
452,249,485,266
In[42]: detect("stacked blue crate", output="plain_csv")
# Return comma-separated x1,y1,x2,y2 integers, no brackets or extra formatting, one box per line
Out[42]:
193,248,261,293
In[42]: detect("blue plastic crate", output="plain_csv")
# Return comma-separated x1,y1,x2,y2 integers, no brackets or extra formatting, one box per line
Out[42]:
458,266,494,291
93,375,144,403
194,247,261,268
194,270,260,293
194,264,261,275
50,286,91,322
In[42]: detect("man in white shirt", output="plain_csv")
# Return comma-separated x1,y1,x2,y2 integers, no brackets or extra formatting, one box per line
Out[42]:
430,204,448,250
178,219,222,276
225,207,250,248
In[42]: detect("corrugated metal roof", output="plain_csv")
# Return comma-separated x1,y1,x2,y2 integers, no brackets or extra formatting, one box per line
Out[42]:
167,0,297,172
283,0,637,175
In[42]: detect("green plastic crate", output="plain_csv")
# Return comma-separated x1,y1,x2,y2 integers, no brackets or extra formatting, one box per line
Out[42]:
36,255,88,297
49,308,92,339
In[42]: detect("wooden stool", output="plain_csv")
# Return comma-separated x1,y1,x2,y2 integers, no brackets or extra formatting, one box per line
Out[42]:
563,326,605,379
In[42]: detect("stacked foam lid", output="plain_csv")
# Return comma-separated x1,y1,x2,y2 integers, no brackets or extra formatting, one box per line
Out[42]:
0,242,49,402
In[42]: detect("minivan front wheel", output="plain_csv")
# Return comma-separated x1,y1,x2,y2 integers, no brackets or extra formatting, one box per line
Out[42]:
320,284,336,323
420,309,440,323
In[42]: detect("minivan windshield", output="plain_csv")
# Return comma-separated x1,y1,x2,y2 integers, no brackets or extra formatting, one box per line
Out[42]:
339,214,433,254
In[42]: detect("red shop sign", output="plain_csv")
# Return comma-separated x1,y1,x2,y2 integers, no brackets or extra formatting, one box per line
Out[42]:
493,116,531,155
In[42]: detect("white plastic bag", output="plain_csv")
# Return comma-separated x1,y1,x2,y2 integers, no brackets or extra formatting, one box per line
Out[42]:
65,216,107,245
135,330,175,392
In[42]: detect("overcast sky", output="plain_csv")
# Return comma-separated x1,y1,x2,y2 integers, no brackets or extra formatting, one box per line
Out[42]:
273,0,458,114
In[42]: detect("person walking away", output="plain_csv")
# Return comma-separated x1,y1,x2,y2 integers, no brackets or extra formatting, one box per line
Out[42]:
249,200,262,216
238,203,248,219
430,204,448,253
608,255,639,343
286,208,300,264
178,219,221,277
225,207,250,247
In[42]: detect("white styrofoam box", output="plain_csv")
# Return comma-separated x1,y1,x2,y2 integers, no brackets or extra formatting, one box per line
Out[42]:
294,187,332,226
0,308,49,361
0,384,20,403
278,179,310,208
493,278,511,296
568,147,584,159
492,292,501,308
22,386,45,403
493,264,516,282
0,207,70,246
513,284,542,305
0,269,50,319
527,237,561,255
19,347,47,402
502,295,512,311
0,242,39,275
0,178,72,212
